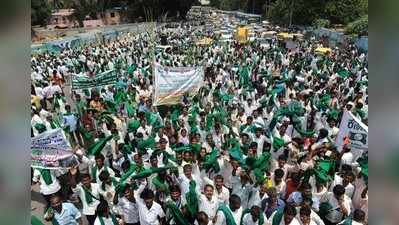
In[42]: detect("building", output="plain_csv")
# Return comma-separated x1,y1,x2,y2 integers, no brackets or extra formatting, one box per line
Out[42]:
47,9,78,29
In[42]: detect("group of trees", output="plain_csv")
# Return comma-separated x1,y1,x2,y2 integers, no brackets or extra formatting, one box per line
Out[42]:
32,0,367,35
210,0,367,34
31,0,199,27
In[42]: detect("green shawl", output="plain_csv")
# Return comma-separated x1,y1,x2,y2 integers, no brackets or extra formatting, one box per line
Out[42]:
218,204,237,225
271,209,284,225
240,208,264,225
39,169,53,185
166,200,190,225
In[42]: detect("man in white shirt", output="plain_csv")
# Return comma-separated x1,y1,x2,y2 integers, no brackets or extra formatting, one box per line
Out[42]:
320,185,352,225
115,184,140,225
267,205,301,225
241,205,266,225
70,168,102,225
298,206,317,225
214,194,243,225
214,175,230,205
32,168,62,210
88,154,116,184
136,187,166,225
199,184,220,221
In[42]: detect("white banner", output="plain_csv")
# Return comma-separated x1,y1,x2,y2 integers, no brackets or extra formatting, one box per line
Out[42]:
153,63,204,106
31,129,78,169
335,111,368,152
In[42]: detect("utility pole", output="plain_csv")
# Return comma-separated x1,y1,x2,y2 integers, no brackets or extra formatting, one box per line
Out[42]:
289,0,294,27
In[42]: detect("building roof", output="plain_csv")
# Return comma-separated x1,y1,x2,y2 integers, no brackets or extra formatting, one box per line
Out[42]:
51,9,75,17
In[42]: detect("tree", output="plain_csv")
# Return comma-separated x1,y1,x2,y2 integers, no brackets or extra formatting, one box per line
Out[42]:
31,0,52,26
325,0,367,24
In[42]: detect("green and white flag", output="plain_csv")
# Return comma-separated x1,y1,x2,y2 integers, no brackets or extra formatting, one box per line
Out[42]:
72,70,118,90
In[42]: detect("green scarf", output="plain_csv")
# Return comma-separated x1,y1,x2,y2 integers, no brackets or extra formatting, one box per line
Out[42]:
240,208,264,225
101,177,118,191
31,215,50,225
39,169,53,185
82,185,99,204
218,204,237,225
185,180,199,218
98,214,118,225
44,208,61,225
91,165,108,183
271,209,284,225
202,148,220,173
152,175,170,194
166,200,190,225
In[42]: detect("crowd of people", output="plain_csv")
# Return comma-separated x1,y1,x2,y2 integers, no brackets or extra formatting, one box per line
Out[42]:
31,19,368,225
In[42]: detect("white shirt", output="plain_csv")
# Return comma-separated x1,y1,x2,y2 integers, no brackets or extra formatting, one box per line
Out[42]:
267,211,301,225
137,200,165,225
215,186,230,205
214,206,243,225
72,183,102,215
321,192,352,223
199,194,220,220
32,169,61,195
248,189,269,208
242,212,266,225
117,197,140,224
94,216,119,225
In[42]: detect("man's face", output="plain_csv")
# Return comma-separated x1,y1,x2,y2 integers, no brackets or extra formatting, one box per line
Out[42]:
124,189,134,201
230,200,241,211
302,188,312,199
82,176,92,189
284,214,295,225
278,159,286,168
50,197,62,212
150,158,158,167
183,166,192,178
300,214,311,225
95,158,104,168
274,176,282,184
215,178,223,190
144,197,153,208
250,208,260,222
171,191,181,201
204,186,214,199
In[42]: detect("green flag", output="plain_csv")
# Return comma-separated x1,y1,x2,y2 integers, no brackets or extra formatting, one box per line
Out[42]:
87,135,114,155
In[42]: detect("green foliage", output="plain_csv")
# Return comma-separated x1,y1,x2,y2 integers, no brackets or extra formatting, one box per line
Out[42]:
325,0,367,24
345,15,368,35
312,18,330,28
31,0,52,26
268,0,368,26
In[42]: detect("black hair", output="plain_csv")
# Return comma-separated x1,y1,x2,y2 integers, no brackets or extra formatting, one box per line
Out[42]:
214,174,224,181
278,154,287,161
318,128,329,139
80,173,91,180
95,153,105,161
140,188,154,200
204,184,214,190
170,185,181,193
341,164,352,173
274,169,285,179
284,204,297,216
229,194,241,204
333,184,346,196
300,182,312,190
353,209,366,222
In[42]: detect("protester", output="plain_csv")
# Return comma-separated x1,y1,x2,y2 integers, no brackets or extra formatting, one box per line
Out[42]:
31,17,368,225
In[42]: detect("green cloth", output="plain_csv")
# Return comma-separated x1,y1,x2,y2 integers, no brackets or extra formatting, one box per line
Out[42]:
137,136,156,153
130,166,175,180
91,165,108,184
98,214,118,225
185,180,199,218
165,200,190,225
39,169,52,185
319,202,333,220
82,185,99,204
203,148,220,173
125,101,135,118
272,136,285,151
152,175,170,194
337,70,350,78
127,120,141,132
31,215,48,225
78,126,93,141
271,208,284,225
34,123,47,133
87,135,114,155
218,204,237,225
229,147,245,165
240,208,264,225
239,65,251,88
